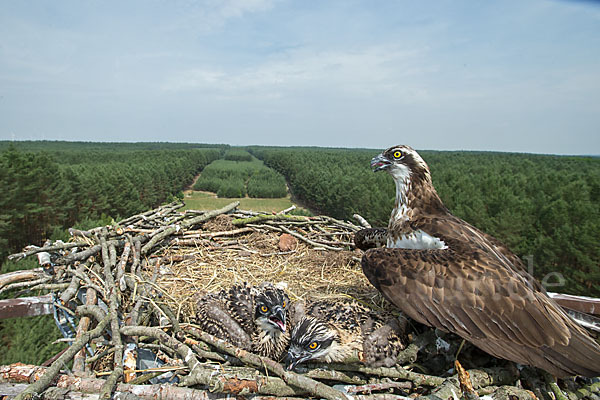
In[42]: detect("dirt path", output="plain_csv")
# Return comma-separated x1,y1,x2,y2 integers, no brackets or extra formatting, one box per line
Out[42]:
284,180,319,215
184,172,203,193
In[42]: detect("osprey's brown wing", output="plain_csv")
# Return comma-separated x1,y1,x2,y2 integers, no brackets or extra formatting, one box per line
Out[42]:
362,246,600,377
407,213,545,292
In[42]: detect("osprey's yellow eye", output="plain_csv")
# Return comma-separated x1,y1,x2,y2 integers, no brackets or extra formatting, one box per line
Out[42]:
393,151,402,159
308,341,318,350
282,301,286,308
260,305,268,313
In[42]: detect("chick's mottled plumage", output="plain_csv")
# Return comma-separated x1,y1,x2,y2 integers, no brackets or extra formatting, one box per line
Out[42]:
195,282,290,360
286,300,405,370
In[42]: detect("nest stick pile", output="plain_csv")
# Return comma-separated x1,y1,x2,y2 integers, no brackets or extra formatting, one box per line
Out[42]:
1,201,599,400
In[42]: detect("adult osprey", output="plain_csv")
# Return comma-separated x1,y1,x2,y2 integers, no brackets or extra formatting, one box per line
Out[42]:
360,145,600,377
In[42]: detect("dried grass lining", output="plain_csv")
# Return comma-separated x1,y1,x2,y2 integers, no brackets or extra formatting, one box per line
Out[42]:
155,224,383,323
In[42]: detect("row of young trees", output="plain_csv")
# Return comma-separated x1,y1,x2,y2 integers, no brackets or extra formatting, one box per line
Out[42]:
193,152,287,198
250,146,600,297
0,145,221,260
223,149,254,162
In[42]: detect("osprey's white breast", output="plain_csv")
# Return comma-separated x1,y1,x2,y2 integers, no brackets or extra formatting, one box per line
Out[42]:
387,229,448,250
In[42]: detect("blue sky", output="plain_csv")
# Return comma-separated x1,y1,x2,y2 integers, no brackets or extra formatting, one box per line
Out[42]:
0,1,599,154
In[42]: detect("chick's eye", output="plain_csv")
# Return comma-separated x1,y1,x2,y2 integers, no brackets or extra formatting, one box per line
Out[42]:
260,305,268,313
308,341,318,350
393,151,402,159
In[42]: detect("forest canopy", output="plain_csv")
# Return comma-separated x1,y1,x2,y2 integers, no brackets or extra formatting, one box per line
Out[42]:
0,142,223,260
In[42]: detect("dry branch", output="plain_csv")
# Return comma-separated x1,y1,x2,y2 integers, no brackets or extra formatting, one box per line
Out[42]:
0,269,47,291
352,214,372,228
346,381,412,394
278,225,343,251
232,214,311,226
8,242,87,261
141,201,239,254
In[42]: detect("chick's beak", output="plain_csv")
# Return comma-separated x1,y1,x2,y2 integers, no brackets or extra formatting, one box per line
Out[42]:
270,307,286,332
284,351,309,371
371,153,391,172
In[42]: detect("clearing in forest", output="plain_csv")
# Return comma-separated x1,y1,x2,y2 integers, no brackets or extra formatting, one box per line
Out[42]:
184,149,310,214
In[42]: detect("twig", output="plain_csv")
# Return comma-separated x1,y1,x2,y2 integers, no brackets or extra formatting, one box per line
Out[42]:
181,327,240,363
302,368,367,385
65,267,105,298
0,269,46,290
278,205,297,214
8,242,87,261
353,214,372,228
571,381,600,399
85,347,116,365
99,235,124,400
416,366,520,400
141,201,240,254
232,214,311,226
60,264,85,303
0,276,52,294
72,287,98,376
278,225,342,251
56,239,128,264
260,250,297,257
130,236,141,276
200,227,254,238
108,243,117,271
157,302,180,334
346,381,412,394
322,216,362,232
26,282,70,292
247,223,284,232
317,363,445,387
116,241,131,291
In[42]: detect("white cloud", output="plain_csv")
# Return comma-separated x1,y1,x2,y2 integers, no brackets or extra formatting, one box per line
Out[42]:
163,0,280,34
162,45,432,103
216,0,278,19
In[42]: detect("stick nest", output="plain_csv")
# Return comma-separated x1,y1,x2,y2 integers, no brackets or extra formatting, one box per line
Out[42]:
2,201,599,400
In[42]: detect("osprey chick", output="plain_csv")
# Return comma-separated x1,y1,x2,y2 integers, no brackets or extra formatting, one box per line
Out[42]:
354,227,387,250
285,300,405,370
195,282,290,360
361,145,600,377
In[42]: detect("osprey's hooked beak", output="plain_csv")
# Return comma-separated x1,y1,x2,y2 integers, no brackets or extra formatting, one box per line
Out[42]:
269,306,286,332
284,351,311,371
371,153,391,172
